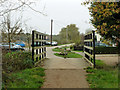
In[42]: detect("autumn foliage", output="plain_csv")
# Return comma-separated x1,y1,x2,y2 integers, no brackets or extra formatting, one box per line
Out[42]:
83,1,120,45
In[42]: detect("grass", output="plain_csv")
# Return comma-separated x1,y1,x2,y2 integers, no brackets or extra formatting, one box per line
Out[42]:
4,67,45,88
52,48,61,52
54,52,83,58
86,60,118,88
52,46,70,52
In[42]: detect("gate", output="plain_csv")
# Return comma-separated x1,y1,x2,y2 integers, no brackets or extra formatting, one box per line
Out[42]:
32,30,47,63
84,31,95,68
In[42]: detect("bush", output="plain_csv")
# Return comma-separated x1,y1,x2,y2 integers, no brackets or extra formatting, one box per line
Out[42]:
73,45,84,51
2,51,34,86
2,51,34,73
70,45,73,50
95,47,118,54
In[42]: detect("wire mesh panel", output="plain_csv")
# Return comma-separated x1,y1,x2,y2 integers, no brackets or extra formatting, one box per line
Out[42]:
84,31,95,68
32,30,47,63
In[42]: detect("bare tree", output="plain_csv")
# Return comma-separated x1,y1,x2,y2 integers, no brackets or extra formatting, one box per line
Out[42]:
1,13,23,50
24,24,32,51
0,0,46,17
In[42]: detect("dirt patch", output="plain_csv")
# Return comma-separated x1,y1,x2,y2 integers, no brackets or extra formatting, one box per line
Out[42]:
42,69,89,88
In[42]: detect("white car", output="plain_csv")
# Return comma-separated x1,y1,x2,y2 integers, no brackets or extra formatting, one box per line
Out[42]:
45,41,57,46
51,41,58,46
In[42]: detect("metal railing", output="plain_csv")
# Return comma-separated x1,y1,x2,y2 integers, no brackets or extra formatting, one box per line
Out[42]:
32,30,47,62
84,31,95,68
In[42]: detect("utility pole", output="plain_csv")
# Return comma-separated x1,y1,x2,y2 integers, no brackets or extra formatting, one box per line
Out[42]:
51,19,53,46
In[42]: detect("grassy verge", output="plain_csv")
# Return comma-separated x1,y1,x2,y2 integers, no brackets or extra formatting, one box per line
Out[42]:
54,52,83,58
4,67,45,88
86,60,118,88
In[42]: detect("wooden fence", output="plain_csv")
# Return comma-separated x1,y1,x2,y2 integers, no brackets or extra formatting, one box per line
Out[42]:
84,31,96,68
32,30,47,62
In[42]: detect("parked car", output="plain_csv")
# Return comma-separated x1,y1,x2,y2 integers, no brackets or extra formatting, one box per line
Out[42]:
45,41,51,45
31,42,46,46
15,41,25,47
51,41,58,46
45,41,57,46
0,43,24,51
95,42,110,47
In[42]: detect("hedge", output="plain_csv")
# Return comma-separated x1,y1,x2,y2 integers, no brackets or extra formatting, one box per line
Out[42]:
73,45,83,51
95,47,119,54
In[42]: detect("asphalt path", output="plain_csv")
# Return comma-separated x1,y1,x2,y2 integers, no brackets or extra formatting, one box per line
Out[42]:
42,44,90,88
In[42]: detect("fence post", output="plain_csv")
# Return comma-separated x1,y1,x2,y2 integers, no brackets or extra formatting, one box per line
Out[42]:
93,30,95,68
32,30,34,63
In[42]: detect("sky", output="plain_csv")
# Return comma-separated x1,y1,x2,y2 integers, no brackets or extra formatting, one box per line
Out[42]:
22,0,95,35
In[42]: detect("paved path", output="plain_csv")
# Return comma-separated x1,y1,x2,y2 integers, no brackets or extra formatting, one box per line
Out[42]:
42,45,90,88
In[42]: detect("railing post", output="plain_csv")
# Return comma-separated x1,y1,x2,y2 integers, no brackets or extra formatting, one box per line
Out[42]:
32,30,34,63
93,30,95,68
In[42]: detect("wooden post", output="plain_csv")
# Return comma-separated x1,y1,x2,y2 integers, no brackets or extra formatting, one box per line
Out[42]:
93,30,95,68
32,30,34,63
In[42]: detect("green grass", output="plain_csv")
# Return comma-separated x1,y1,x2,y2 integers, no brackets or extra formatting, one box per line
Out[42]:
52,48,61,52
5,67,45,88
54,52,83,58
52,47,70,52
86,60,118,88
86,68,118,88
95,59,106,68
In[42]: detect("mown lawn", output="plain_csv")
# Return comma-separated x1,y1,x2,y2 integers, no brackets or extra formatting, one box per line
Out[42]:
86,60,118,88
4,67,45,88
54,52,83,58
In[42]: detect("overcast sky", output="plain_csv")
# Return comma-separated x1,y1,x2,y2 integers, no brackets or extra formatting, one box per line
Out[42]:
22,0,95,35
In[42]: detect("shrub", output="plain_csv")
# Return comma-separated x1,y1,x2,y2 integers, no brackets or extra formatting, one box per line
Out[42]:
2,51,34,73
2,51,34,86
70,45,73,50
73,45,84,51
95,47,118,54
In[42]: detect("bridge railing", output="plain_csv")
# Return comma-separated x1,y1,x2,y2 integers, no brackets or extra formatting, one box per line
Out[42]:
32,30,47,63
84,31,95,68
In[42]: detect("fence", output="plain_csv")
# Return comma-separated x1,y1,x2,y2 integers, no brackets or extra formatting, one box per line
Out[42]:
32,30,47,62
84,31,95,68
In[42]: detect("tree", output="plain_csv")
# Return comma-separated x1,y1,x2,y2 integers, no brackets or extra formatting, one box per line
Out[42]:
25,25,32,51
79,33,85,46
0,0,46,50
59,24,81,44
1,13,23,50
0,0,46,17
83,1,120,46
85,28,92,34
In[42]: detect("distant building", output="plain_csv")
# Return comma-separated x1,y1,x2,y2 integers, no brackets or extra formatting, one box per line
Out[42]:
95,32,102,43
95,30,116,47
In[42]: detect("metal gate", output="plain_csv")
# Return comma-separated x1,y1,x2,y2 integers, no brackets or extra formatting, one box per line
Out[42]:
32,30,47,63
84,31,95,68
